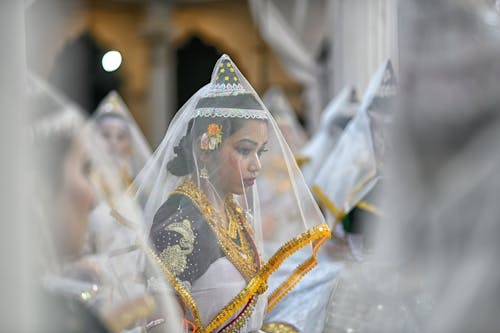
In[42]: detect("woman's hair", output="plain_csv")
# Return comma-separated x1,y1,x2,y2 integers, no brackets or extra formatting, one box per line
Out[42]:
167,117,248,176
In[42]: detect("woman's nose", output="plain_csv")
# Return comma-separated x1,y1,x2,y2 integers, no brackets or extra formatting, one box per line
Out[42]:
248,153,262,172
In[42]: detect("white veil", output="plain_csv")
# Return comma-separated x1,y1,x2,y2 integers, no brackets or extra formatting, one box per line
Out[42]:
27,74,183,333
312,60,396,230
324,1,500,332
92,91,152,185
132,54,330,332
300,86,358,186
262,86,308,153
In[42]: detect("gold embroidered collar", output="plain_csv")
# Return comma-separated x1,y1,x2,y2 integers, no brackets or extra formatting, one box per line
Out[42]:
172,179,260,281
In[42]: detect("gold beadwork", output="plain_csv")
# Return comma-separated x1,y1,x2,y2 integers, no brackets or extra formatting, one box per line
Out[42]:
266,236,330,313
219,296,258,333
159,219,195,276
110,208,204,329
140,180,331,333
145,247,204,330
206,223,331,332
173,180,260,282
261,322,299,333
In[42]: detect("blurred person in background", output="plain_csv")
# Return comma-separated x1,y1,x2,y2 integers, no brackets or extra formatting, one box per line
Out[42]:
28,75,109,333
28,76,183,333
299,86,359,186
93,91,152,188
323,1,500,332
313,60,396,260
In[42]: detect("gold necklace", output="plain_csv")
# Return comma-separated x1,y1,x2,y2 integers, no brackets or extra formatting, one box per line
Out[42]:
173,180,260,282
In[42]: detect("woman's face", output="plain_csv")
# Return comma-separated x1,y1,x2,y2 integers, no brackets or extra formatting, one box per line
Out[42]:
208,120,268,195
55,139,96,259
98,117,132,160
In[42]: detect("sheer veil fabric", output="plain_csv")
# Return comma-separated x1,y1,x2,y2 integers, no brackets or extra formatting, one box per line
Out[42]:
262,86,308,153
132,54,330,332
312,60,396,230
300,86,359,186
28,74,183,333
91,91,152,187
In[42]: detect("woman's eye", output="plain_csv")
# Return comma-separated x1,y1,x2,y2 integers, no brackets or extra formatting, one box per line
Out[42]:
257,148,268,157
237,148,251,156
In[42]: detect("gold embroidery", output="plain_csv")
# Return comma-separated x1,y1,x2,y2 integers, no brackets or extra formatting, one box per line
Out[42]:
146,248,203,330
206,224,331,332
295,156,311,168
110,208,203,329
122,181,331,333
356,200,383,216
261,322,299,333
159,219,195,276
219,296,258,333
346,169,377,208
266,236,329,313
173,180,259,282
312,185,345,222
313,183,383,223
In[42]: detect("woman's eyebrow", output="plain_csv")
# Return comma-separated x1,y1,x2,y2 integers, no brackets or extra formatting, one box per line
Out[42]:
236,138,258,146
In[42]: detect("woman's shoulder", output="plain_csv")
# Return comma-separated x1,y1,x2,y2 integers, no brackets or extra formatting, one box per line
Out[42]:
151,193,205,233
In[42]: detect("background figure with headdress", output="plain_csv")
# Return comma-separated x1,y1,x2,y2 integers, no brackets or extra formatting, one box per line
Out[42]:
323,1,500,332
93,91,152,188
299,86,359,186
133,54,330,333
83,91,155,317
312,59,396,259
28,74,109,333
28,75,183,333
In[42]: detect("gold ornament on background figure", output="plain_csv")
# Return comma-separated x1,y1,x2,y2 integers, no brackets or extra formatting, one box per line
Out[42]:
200,165,210,180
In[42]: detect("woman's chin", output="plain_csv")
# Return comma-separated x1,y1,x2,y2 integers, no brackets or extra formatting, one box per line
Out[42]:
230,185,246,196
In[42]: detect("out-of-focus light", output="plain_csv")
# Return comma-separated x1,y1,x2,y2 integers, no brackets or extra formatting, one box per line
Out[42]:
102,50,122,72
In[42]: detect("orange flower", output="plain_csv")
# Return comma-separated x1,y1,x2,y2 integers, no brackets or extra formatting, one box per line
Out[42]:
207,123,222,136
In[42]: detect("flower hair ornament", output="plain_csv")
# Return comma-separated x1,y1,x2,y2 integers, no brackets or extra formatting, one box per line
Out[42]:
200,123,223,151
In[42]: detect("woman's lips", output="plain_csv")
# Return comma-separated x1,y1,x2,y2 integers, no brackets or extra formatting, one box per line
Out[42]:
243,177,256,187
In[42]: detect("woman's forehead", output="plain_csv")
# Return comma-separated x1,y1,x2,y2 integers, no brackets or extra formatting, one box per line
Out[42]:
98,117,130,132
229,120,268,144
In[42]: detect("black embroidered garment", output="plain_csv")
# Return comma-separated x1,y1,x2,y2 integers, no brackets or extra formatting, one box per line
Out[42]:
151,193,224,289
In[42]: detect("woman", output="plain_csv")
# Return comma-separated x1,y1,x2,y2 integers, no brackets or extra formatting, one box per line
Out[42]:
313,60,395,234
93,91,152,188
28,75,110,333
134,55,330,333
86,92,155,312
29,76,182,333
